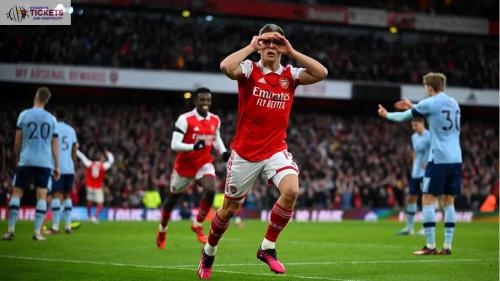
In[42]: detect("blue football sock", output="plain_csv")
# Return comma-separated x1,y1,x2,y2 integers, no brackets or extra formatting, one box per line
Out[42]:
444,205,456,245
422,205,436,246
35,200,47,233
406,203,417,231
8,197,21,233
51,198,61,231
63,198,73,229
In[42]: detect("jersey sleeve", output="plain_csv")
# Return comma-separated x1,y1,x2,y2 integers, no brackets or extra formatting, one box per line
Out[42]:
76,150,92,168
412,98,433,117
411,134,417,151
240,60,253,80
213,117,227,154
171,114,194,151
290,65,304,87
174,115,188,135
103,152,114,170
72,128,78,146
16,111,26,129
52,116,59,138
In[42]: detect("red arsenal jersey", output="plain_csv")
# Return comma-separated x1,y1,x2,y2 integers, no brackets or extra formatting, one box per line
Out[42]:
85,162,105,189
231,60,303,161
174,109,221,177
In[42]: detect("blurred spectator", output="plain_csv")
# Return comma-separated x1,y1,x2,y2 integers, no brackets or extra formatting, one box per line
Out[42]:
0,8,497,89
0,96,497,211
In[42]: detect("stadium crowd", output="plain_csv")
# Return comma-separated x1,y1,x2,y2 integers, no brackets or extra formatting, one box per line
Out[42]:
0,8,498,89
0,98,497,211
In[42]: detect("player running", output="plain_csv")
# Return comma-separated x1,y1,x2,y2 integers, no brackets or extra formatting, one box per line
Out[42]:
77,149,114,223
198,23,328,279
44,108,78,234
396,118,430,236
2,87,60,241
156,87,230,249
378,72,461,255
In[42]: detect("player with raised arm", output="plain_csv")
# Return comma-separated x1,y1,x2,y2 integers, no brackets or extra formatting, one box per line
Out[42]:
396,118,430,236
77,149,114,223
44,108,78,234
378,72,461,255
198,24,328,279
156,87,230,249
2,87,60,241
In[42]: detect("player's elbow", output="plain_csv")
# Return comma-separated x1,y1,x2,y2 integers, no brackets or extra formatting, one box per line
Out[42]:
220,62,238,80
317,66,328,81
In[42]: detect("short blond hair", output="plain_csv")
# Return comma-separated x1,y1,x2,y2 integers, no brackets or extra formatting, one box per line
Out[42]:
423,72,446,92
36,87,52,105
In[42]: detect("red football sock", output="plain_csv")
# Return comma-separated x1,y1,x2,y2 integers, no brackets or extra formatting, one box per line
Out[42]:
196,200,211,223
160,209,171,228
86,203,92,218
207,212,230,246
236,206,242,217
94,203,103,218
265,202,293,242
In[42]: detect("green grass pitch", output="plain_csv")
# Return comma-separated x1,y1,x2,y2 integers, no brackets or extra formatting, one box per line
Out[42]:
0,220,498,280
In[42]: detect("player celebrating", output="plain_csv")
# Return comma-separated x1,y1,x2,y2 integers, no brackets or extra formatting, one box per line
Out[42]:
198,24,328,279
156,87,229,249
396,118,430,236
2,87,60,241
44,108,78,234
378,72,461,255
77,149,114,223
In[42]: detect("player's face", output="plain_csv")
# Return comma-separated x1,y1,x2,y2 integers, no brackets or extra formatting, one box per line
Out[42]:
258,32,283,63
424,85,432,97
411,121,424,133
195,93,211,115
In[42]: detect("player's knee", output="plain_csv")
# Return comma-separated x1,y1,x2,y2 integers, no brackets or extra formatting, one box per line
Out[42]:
282,186,300,202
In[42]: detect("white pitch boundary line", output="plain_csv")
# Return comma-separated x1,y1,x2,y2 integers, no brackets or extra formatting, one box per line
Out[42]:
0,255,358,281
167,258,499,268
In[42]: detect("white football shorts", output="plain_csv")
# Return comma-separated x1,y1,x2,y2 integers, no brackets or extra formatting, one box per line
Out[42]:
86,188,104,204
170,163,215,194
224,150,299,203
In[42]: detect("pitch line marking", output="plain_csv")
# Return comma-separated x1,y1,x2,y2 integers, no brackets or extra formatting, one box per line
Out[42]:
167,258,498,268
0,255,358,281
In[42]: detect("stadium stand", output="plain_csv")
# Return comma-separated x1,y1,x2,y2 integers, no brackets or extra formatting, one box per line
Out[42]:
1,90,497,211
0,8,498,88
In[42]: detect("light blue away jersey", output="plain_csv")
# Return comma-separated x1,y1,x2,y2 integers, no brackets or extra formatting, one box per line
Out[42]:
411,130,430,178
17,107,58,168
412,92,462,164
57,122,77,174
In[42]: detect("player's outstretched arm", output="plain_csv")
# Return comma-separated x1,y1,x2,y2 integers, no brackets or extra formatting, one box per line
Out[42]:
220,35,269,80
272,34,328,85
76,150,92,168
378,104,414,122
103,151,115,170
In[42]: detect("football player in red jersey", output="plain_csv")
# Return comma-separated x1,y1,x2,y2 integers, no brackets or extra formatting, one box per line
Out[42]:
157,87,230,249
76,150,114,224
197,24,328,279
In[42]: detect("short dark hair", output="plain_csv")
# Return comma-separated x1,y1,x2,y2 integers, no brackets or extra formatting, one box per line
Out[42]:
194,87,211,98
54,108,66,120
36,87,51,105
412,117,425,123
259,23,284,36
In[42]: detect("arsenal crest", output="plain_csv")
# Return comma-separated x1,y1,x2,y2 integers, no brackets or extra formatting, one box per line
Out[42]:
230,186,237,194
279,78,289,89
211,125,216,132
